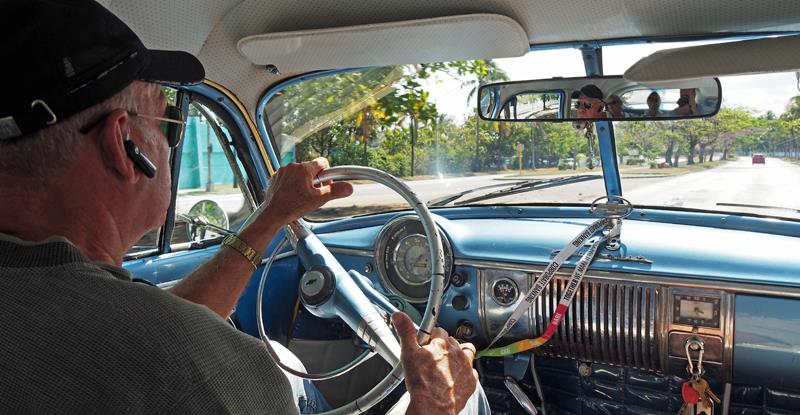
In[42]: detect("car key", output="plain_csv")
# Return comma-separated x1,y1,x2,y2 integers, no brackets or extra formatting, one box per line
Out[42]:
691,376,721,411
679,380,700,415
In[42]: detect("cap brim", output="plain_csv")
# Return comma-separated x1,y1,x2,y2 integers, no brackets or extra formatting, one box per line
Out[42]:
571,91,581,99
141,50,205,85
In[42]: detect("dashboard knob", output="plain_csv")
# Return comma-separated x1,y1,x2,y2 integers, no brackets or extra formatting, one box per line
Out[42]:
456,321,475,339
452,295,469,310
451,272,466,287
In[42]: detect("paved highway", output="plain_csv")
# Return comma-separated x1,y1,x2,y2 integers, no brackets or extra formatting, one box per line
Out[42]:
321,157,800,220
177,157,800,222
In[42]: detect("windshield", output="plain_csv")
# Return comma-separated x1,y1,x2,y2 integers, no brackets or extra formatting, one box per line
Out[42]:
263,43,800,221
604,42,800,221
263,50,609,220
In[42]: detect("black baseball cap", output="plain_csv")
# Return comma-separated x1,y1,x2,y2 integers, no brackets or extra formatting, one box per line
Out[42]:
571,84,604,101
0,0,205,140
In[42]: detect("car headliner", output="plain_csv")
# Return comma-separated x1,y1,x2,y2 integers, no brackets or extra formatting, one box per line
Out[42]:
103,0,800,117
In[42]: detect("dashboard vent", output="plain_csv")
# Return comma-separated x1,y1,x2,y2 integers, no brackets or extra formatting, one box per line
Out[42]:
531,277,662,372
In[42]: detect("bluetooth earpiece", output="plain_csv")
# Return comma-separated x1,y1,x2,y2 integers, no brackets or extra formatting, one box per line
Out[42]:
123,135,156,178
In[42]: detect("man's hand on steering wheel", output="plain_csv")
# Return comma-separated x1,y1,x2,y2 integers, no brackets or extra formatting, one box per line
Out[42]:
264,158,353,224
393,312,479,415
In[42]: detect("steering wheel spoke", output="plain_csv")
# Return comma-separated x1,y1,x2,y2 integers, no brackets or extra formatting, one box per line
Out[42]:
257,166,446,414
287,220,401,366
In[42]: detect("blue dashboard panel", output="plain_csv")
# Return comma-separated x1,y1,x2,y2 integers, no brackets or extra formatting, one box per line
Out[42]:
734,295,800,390
124,247,220,284
316,210,800,288
444,217,800,286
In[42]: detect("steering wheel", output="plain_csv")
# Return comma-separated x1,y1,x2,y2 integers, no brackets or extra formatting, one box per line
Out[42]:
256,166,446,414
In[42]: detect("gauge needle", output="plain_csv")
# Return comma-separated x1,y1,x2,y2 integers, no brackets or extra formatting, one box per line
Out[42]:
694,307,705,315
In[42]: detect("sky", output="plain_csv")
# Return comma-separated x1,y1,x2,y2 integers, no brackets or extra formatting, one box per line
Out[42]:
424,41,800,123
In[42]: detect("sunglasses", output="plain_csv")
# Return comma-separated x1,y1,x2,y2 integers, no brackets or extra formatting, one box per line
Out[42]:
79,104,186,148
575,101,593,110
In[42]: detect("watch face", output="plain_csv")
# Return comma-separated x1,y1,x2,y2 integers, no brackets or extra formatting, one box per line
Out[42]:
492,278,519,306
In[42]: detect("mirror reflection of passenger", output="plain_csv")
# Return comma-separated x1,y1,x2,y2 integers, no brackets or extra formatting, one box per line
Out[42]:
646,92,661,117
571,84,606,119
606,94,628,118
671,88,697,116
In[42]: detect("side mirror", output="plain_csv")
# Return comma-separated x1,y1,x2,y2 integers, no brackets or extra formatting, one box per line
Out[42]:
478,75,721,122
181,200,230,242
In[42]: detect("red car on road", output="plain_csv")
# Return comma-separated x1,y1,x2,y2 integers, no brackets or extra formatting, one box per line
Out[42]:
752,154,766,164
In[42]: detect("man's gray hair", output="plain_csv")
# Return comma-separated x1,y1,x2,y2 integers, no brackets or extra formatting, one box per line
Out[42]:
0,82,149,178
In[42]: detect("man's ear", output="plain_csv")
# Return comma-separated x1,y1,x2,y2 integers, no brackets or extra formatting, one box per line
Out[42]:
96,109,139,183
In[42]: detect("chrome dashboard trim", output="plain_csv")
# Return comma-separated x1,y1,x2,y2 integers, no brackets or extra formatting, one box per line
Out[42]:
454,258,800,298
270,247,373,262
328,247,375,258
296,248,800,298
459,257,769,380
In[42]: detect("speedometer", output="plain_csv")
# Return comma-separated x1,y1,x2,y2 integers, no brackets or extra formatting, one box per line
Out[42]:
375,216,453,303
393,234,432,286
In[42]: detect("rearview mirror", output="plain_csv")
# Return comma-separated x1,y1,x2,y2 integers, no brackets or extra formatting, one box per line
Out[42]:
478,75,721,122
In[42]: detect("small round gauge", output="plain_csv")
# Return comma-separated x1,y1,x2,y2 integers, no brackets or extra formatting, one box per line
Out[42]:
375,216,453,303
392,234,432,286
491,278,519,306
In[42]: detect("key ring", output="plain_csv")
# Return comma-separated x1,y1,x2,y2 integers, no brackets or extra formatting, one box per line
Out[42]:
685,337,705,377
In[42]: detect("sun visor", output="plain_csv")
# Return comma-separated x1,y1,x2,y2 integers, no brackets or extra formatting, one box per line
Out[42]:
237,14,528,73
625,35,800,86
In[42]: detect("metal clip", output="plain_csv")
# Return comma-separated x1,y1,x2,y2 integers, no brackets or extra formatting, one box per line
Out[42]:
589,195,634,219
685,337,705,376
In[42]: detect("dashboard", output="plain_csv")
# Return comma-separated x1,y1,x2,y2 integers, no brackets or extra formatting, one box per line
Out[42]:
305,208,800,391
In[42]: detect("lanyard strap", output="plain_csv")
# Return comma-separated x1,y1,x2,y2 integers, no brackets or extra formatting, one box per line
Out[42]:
477,217,617,358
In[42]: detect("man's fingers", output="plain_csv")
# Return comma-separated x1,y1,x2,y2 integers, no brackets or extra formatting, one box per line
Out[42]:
391,312,421,352
459,342,477,365
309,157,330,172
328,181,353,199
431,327,449,339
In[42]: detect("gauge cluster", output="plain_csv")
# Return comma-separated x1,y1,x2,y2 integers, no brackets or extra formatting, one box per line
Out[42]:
374,215,453,303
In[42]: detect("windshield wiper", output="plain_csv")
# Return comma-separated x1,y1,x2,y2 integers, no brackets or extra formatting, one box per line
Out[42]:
427,174,602,207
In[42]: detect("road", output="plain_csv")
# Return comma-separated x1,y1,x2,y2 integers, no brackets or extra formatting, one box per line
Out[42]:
321,156,800,220
176,157,800,221
623,156,800,217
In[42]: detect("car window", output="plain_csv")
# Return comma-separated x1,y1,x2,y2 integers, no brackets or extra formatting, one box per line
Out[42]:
125,93,256,258
169,101,255,248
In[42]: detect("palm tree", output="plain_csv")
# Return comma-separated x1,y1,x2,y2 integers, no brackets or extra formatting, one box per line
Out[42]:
460,60,509,171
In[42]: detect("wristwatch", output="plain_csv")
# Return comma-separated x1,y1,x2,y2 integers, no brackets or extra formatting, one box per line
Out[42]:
221,234,261,270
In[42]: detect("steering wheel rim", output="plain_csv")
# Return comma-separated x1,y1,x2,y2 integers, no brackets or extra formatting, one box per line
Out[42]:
256,165,446,414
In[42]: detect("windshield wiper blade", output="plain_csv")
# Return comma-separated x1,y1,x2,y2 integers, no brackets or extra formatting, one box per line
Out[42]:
427,181,525,207
716,202,800,214
428,174,601,207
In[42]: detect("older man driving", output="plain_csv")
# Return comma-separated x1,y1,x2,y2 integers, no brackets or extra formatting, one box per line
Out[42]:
0,0,479,413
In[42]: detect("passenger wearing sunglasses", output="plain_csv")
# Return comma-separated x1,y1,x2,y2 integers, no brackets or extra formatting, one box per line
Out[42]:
571,84,607,119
